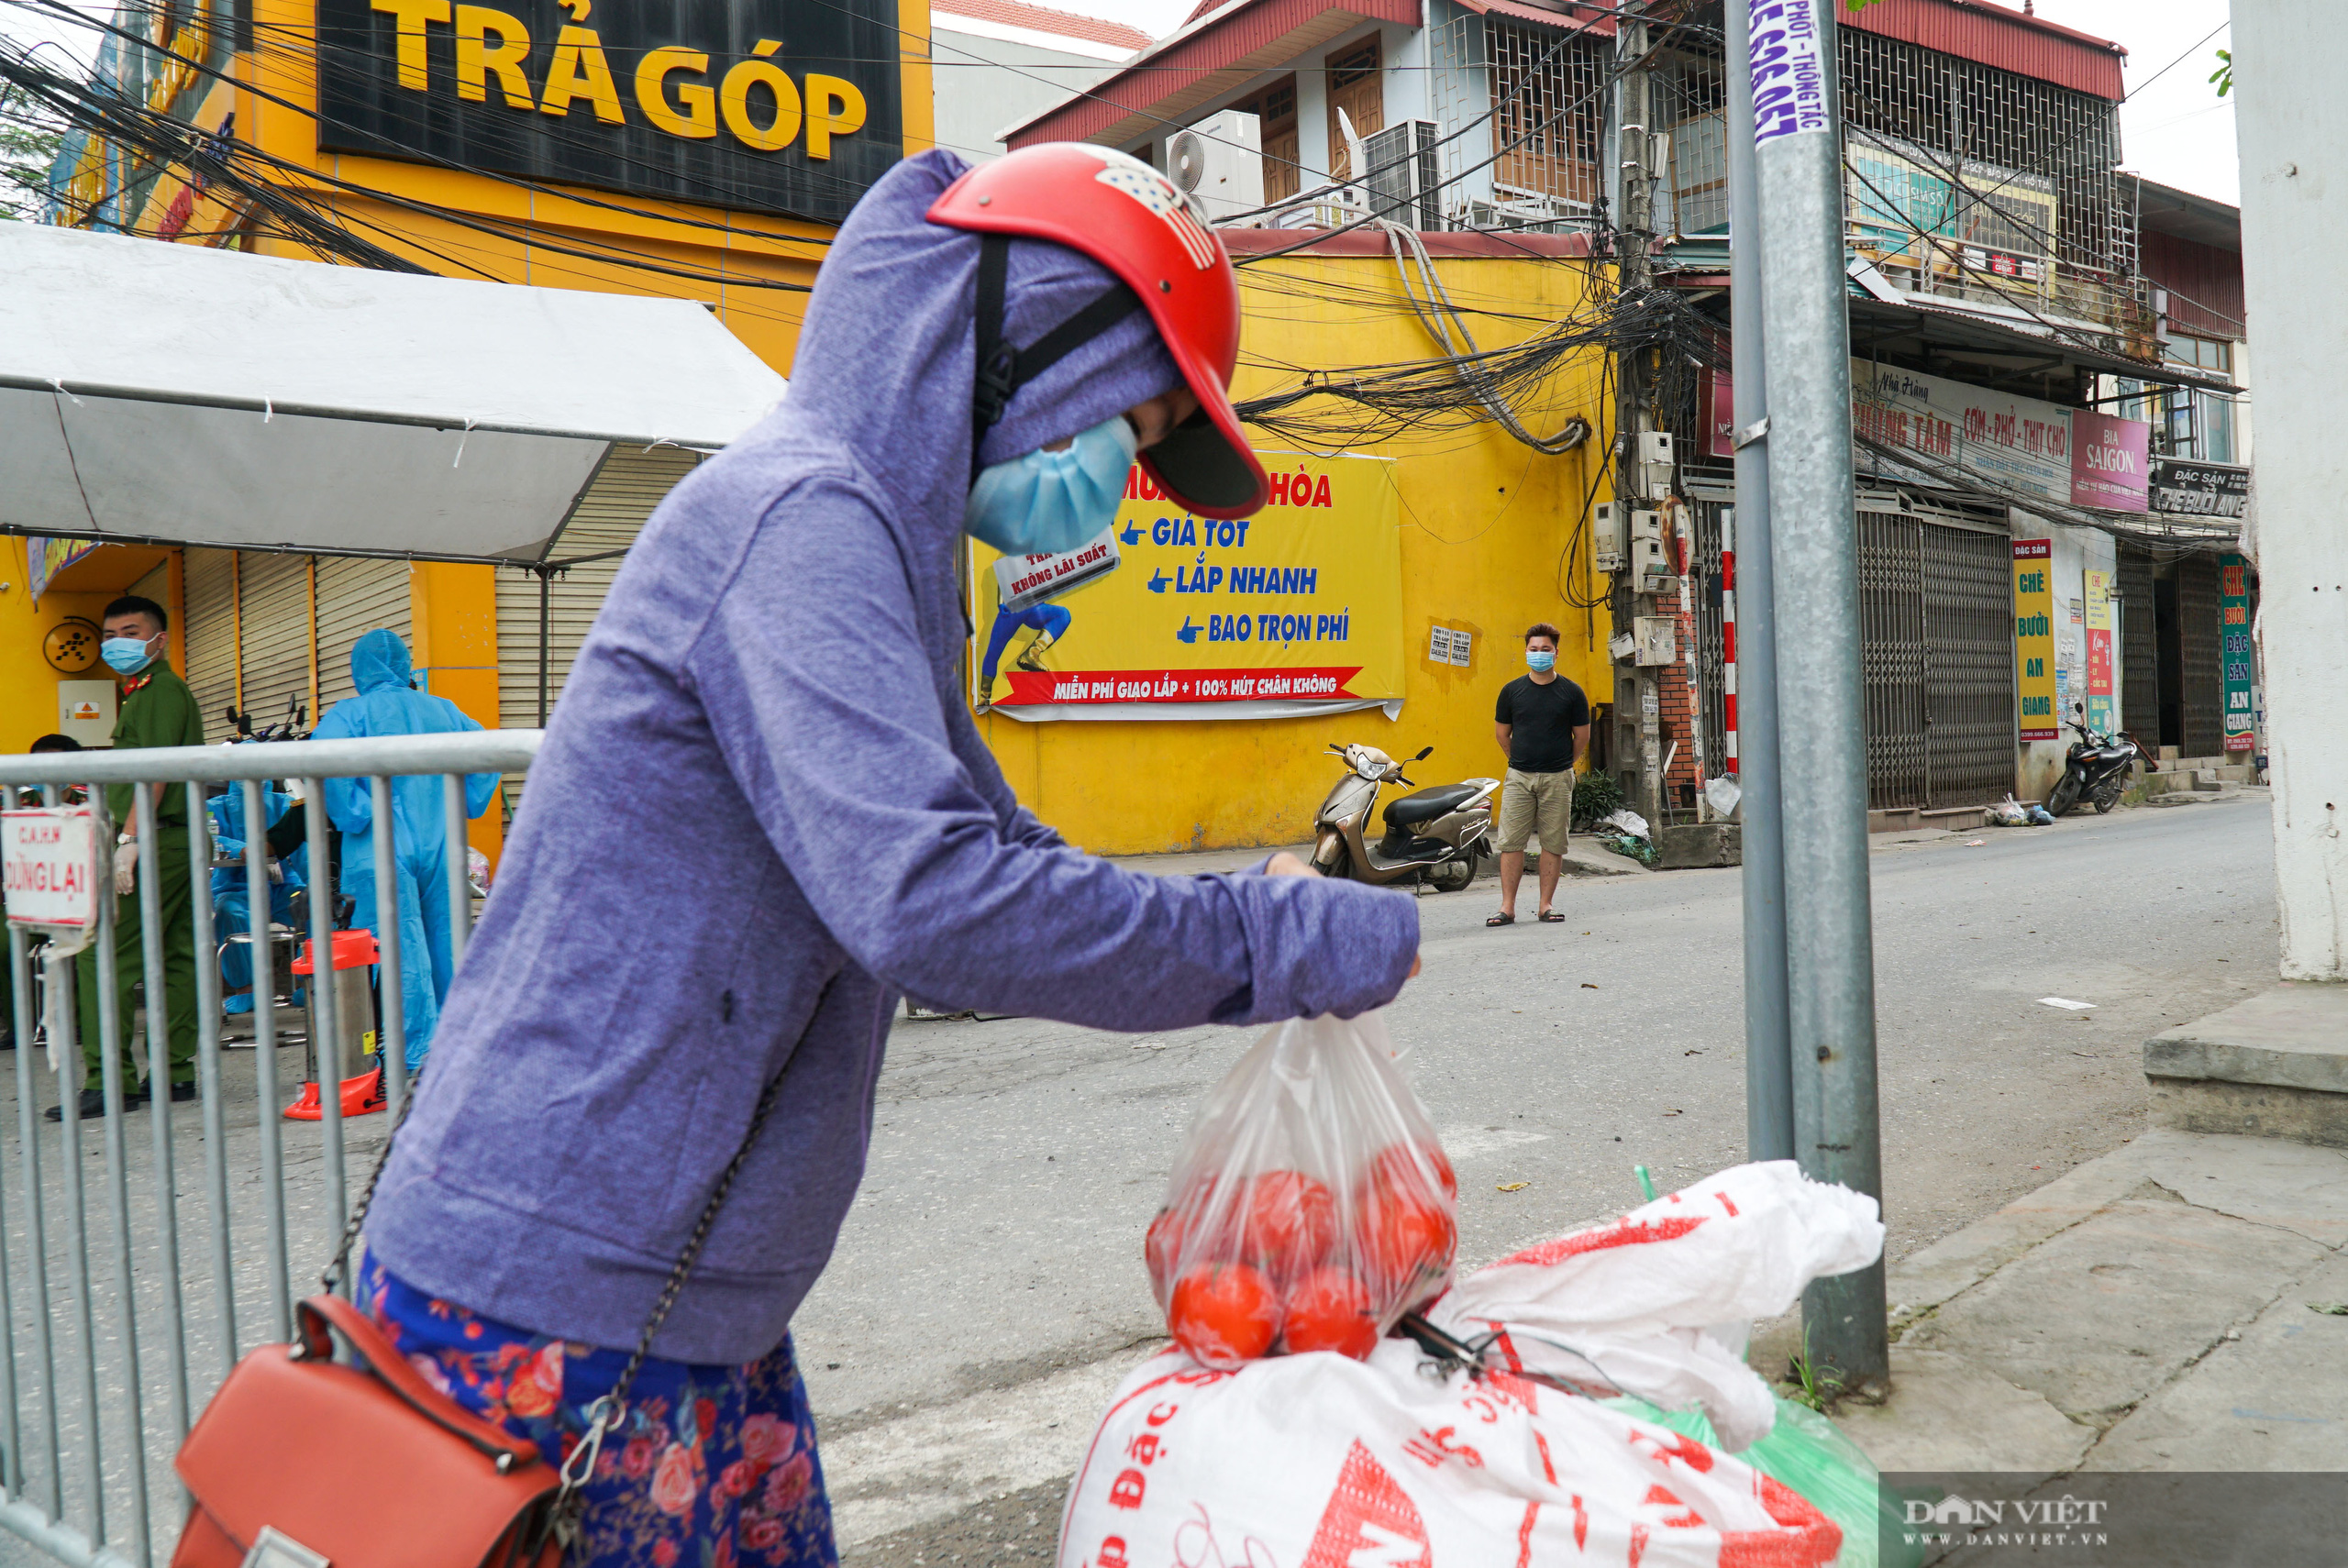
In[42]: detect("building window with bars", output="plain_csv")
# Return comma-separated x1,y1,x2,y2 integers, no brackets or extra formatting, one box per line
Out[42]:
1488,23,1604,212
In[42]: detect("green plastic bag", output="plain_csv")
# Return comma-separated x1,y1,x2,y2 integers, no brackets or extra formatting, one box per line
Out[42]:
1602,1393,1920,1568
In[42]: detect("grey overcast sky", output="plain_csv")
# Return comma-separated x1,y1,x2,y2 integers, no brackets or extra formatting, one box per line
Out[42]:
2,0,2238,202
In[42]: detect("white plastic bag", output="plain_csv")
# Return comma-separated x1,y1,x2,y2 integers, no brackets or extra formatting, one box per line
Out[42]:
1703,776,1743,820
1062,1162,1882,1567
1601,807,1651,840
1146,1012,1456,1367
1430,1161,1883,1451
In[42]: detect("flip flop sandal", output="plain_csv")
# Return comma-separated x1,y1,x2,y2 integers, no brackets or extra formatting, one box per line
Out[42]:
1486,912,1516,927
1538,911,1567,922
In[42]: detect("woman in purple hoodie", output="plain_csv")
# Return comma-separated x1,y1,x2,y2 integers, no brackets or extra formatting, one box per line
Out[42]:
357,146,1421,1564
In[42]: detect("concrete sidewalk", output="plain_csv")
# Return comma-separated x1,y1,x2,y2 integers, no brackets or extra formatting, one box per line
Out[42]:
1807,1124,2348,1472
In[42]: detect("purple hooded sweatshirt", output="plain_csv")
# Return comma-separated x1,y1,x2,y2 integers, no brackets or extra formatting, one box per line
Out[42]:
365,150,1421,1364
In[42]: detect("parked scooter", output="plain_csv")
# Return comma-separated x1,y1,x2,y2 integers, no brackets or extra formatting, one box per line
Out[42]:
2046,702,2148,817
1309,742,1498,891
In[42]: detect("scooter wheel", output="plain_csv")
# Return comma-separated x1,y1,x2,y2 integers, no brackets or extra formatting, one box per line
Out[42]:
1428,858,1474,894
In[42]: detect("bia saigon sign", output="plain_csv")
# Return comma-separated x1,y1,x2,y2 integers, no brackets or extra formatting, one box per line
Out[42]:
316,0,902,223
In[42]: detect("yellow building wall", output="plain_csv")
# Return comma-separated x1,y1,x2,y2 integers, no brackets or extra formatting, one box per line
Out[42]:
980,251,1615,855
0,543,128,752
409,562,506,866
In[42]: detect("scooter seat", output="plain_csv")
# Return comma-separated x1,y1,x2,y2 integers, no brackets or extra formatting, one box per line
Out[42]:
1383,783,1480,827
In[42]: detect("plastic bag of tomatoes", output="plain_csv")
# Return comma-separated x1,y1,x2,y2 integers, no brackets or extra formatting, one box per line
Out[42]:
1146,1010,1456,1369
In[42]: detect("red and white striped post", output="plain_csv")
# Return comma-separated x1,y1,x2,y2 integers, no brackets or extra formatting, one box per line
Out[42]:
1722,516,1739,774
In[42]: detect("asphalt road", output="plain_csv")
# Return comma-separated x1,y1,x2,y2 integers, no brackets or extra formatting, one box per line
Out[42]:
802,790,2280,1564
0,790,2278,1568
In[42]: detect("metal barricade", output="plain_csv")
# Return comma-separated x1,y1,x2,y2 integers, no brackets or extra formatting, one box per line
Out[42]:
0,729,542,1566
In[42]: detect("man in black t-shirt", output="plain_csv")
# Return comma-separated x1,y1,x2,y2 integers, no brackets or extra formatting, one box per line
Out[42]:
1489,623,1591,926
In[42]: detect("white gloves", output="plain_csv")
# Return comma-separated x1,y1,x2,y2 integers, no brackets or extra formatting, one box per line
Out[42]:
113,841,139,895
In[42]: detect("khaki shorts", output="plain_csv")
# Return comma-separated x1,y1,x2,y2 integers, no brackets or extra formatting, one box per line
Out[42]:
1495,767,1574,855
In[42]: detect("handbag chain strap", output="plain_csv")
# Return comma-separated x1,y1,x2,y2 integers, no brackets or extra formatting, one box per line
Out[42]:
323,1054,795,1522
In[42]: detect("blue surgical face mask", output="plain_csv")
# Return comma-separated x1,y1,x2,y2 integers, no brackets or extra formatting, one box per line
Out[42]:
1525,648,1556,673
965,414,1138,558
102,635,158,675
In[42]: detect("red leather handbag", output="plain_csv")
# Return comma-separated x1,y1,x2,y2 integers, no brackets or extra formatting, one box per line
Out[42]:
172,1294,565,1567
172,1062,790,1567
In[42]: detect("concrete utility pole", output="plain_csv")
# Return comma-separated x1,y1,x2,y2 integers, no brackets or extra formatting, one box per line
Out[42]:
2233,3,2348,982
1612,1,1665,830
1746,0,1887,1391
1727,0,1794,1164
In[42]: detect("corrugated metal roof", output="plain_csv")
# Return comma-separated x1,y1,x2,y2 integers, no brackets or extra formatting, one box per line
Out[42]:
1005,0,1422,148
936,0,1152,53
1843,0,2125,101
1448,0,1613,37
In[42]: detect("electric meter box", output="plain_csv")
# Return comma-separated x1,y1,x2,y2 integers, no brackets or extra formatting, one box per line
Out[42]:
1629,536,1669,584
1634,616,1679,666
1629,509,1663,542
1637,431,1675,466
57,680,115,747
1592,502,1625,570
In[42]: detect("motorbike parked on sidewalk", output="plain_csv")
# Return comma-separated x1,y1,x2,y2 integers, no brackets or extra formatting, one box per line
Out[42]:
2046,702,2148,817
1309,742,1498,892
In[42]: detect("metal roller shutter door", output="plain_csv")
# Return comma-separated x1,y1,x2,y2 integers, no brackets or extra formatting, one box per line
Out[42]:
183,547,238,736
316,557,414,711
1917,516,2014,807
2117,547,2156,739
495,447,703,729
237,553,312,733
1858,512,1926,812
2176,555,2224,757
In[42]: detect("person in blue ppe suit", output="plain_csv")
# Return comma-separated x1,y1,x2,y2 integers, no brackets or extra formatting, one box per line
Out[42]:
315,630,501,1074
207,767,305,1014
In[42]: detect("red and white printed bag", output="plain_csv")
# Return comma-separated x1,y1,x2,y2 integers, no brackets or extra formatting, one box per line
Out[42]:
1058,1160,1883,1568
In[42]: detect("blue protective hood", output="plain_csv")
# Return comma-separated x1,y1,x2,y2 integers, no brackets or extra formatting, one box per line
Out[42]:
777,149,1183,555
351,627,415,694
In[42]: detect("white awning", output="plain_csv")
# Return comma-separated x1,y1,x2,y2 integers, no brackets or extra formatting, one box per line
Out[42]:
0,224,788,564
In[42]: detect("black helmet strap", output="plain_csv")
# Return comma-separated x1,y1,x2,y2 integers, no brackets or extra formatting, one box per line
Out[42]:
971,233,1146,458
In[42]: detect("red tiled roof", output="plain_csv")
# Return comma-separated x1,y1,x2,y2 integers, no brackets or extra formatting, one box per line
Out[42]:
1843,0,2125,101
1004,0,1421,149
935,0,1153,53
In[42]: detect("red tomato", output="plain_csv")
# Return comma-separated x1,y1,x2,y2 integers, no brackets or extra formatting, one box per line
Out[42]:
1168,1264,1281,1367
1242,1171,1338,1278
1356,1185,1456,1301
1368,1141,1457,1202
1145,1207,1186,1297
1281,1266,1379,1360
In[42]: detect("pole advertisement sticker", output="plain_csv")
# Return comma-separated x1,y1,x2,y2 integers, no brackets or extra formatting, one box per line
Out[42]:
3,808,100,933
971,453,1404,720
2221,553,2255,753
1749,0,1831,144
2012,539,2056,742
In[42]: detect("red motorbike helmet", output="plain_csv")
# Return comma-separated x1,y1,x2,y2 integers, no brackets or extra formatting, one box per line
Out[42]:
927,143,1270,520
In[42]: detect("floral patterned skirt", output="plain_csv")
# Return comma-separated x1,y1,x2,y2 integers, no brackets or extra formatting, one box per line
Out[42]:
360,1254,837,1568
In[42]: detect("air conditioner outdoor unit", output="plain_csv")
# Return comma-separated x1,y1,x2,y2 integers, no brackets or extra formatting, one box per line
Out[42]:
1168,110,1265,226
1363,118,1441,232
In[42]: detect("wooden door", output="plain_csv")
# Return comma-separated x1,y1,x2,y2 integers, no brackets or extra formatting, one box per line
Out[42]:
1325,38,1382,182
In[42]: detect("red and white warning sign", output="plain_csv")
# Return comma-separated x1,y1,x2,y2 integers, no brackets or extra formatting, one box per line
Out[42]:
4,807,101,932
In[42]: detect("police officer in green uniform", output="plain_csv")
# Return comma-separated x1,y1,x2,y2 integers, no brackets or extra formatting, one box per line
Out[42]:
50,595,205,1121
